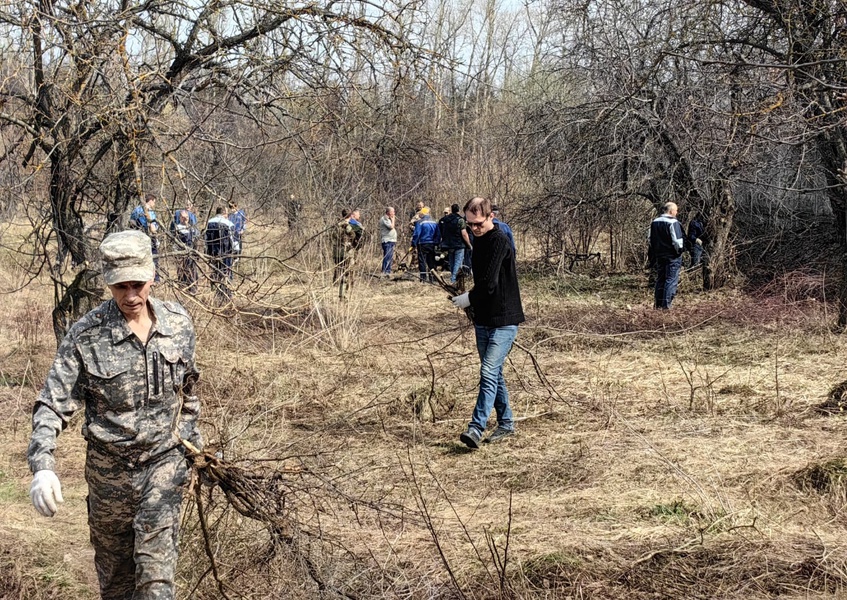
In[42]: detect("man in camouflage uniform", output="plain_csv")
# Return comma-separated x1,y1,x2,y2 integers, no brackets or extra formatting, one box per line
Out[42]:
331,208,362,298
28,229,201,600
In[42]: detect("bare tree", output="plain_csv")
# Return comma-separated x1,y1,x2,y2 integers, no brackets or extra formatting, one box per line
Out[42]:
0,0,416,342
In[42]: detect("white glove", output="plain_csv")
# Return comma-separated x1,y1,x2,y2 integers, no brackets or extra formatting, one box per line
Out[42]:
451,292,471,309
30,470,63,517
695,238,703,246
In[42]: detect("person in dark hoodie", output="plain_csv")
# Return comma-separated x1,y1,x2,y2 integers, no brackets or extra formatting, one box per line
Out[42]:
450,196,525,449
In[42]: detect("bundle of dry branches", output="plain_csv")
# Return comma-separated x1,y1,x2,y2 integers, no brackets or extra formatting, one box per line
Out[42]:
178,440,415,599
430,270,473,321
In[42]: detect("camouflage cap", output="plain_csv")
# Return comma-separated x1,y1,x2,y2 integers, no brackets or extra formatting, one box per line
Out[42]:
99,230,155,285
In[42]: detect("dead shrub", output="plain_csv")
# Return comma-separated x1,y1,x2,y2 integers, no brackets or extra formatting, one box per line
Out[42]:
793,458,847,501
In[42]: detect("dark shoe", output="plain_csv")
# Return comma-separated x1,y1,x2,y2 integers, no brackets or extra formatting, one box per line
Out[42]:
484,427,515,444
459,428,482,449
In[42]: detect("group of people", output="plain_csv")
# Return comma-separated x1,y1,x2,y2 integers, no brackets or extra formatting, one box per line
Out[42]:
363,197,527,448
648,202,707,310
27,195,525,599
27,186,730,600
374,200,516,285
129,195,247,303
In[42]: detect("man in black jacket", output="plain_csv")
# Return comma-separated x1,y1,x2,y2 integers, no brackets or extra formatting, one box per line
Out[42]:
438,203,471,283
450,197,525,449
205,207,235,303
648,202,685,309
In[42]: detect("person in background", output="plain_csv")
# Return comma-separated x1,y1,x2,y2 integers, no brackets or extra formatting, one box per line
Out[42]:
205,207,236,303
171,201,197,230
687,212,705,268
438,203,470,284
174,209,200,294
349,208,365,249
228,200,247,258
648,202,685,309
408,201,430,231
331,208,363,298
129,194,161,282
491,204,516,257
450,197,524,448
412,209,441,283
379,206,397,276
28,229,201,599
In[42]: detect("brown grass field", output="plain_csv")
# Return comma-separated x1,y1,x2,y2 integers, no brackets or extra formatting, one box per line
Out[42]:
2,221,847,599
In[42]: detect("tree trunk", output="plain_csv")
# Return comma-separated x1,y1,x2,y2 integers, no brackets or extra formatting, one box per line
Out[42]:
703,182,736,290
50,155,104,344
814,125,847,327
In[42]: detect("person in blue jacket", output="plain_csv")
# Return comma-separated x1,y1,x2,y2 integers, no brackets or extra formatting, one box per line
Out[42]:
491,204,516,256
170,201,197,231
411,212,441,283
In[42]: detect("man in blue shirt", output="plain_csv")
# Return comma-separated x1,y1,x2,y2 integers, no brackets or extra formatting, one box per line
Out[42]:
174,210,200,293
228,200,247,256
170,201,197,234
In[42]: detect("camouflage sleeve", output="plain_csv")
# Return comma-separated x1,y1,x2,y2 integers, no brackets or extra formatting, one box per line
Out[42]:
28,332,84,473
178,319,202,449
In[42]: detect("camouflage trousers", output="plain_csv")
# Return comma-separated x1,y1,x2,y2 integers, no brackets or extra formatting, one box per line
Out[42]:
333,252,356,299
85,444,189,600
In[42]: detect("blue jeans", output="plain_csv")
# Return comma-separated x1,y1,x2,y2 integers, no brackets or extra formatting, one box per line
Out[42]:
381,242,395,274
654,257,682,309
446,248,465,283
469,325,518,434
689,243,703,267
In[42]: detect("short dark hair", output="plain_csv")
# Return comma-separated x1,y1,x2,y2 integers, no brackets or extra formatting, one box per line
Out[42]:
341,208,350,218
451,203,460,213
215,207,225,215
463,196,492,218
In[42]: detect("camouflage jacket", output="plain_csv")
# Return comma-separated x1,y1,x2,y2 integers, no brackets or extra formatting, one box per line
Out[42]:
331,219,361,260
28,298,201,473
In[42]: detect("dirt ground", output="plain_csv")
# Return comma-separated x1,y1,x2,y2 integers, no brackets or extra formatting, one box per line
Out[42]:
2,233,847,599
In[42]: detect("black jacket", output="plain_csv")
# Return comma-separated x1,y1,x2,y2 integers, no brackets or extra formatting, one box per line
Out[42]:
438,213,466,249
469,224,525,327
648,215,684,262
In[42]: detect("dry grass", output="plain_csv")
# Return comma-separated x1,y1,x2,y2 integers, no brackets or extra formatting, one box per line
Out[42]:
2,222,847,598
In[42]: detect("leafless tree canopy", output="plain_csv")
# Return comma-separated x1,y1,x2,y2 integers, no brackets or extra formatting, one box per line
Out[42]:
0,0,846,322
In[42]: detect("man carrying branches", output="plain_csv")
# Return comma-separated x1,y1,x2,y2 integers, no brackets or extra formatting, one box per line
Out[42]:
450,197,525,449
28,230,202,599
